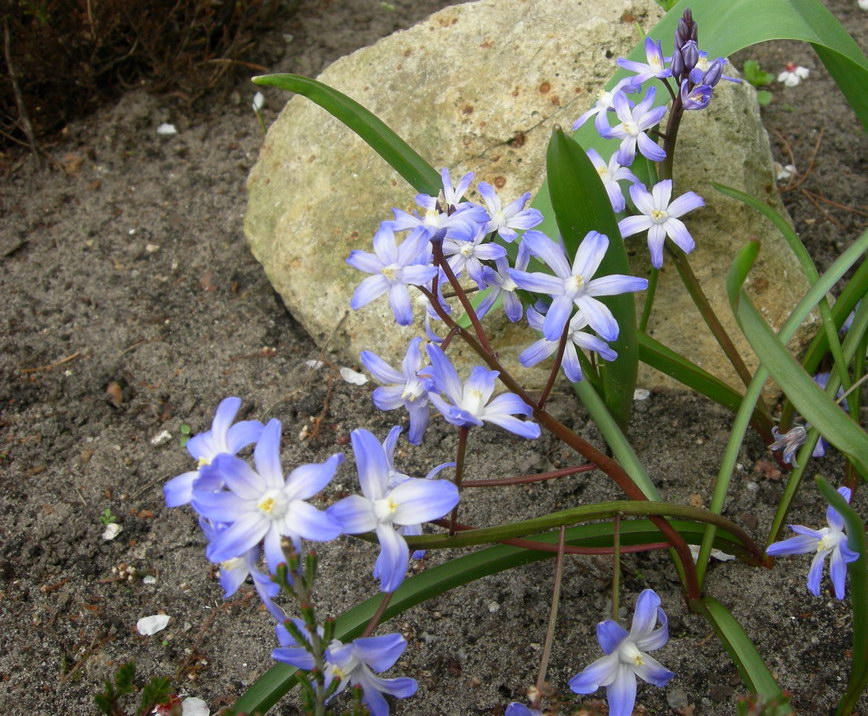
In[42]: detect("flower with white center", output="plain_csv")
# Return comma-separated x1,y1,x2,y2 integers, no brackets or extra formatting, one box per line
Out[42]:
191,419,342,572
327,429,459,592
137,614,171,636
347,223,438,326
572,77,638,134
618,180,705,269
164,397,264,508
198,519,278,602
599,86,667,166
519,306,617,383
767,486,859,599
777,63,810,87
442,225,506,287
476,183,543,242
616,37,672,84
508,230,648,342
325,634,418,716
360,338,433,445
426,343,541,439
475,242,531,323
569,589,674,716
769,424,808,467
586,148,638,213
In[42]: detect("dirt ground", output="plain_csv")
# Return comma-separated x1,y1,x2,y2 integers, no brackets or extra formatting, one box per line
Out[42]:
1,1,866,714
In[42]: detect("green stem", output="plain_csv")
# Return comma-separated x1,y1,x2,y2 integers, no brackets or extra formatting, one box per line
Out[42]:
639,267,658,332
612,514,622,620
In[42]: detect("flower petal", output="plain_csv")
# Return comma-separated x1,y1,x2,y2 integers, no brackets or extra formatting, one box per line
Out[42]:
328,494,377,534
630,589,662,639
285,500,342,543
351,429,390,500
606,664,638,716
352,633,407,672
597,619,629,654
373,524,410,592
569,652,620,693
633,652,675,687
390,478,459,524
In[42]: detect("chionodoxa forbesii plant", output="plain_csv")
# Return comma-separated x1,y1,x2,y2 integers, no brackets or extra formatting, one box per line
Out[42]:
159,3,868,715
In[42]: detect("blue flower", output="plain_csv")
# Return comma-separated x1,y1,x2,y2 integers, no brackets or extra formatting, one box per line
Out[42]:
572,77,638,134
507,230,647,342
442,225,507,288
616,37,672,84
585,148,639,213
569,589,674,716
519,306,617,383
477,183,543,242
191,419,342,572
164,397,264,508
475,241,532,323
767,486,859,600
327,428,459,592
360,338,433,445
347,223,438,325
769,425,808,468
198,518,279,603
811,372,848,458
618,180,705,269
599,87,667,166
426,343,541,439
326,634,417,716
505,703,541,716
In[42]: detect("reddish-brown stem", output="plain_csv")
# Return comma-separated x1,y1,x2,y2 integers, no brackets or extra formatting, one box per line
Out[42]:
448,426,469,536
533,526,566,707
462,463,596,488
361,590,394,637
537,320,570,410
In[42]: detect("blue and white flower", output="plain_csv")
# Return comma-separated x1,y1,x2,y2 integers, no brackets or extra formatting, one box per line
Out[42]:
616,37,672,84
347,224,438,325
477,183,543,242
572,77,638,134
599,87,667,166
618,180,704,269
360,338,433,445
586,148,638,213
328,428,459,592
767,486,859,600
569,589,674,716
192,419,342,572
426,343,540,439
508,230,647,342
164,397,264,508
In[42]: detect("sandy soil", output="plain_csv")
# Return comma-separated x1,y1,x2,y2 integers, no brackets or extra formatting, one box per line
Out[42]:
1,1,865,714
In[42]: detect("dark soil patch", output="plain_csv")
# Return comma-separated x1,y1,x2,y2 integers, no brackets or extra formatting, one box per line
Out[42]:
0,1,865,714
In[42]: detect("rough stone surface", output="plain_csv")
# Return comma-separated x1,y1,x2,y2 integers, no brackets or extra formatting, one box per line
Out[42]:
245,0,812,394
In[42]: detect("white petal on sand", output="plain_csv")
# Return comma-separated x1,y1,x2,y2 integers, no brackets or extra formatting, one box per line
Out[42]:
156,123,178,136
136,614,170,635
182,697,210,715
339,366,368,385
102,522,122,541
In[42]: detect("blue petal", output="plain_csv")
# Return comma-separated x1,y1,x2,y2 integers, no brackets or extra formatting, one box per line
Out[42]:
426,343,462,401
328,494,378,534
542,295,573,341
508,269,564,296
806,550,828,597
272,646,316,671
523,230,571,278
206,513,269,564
406,402,430,445
225,420,265,454
191,488,250,524
373,524,409,592
352,633,407,672
285,453,343,501
351,274,389,309
347,249,383,274
576,296,619,342
597,620,629,654
569,652,619,693
519,338,557,368
606,664,638,716
210,454,264,501
253,419,284,490
351,429,390,500
766,534,818,556
164,470,199,507
361,350,403,384
285,500,342,543
390,478,459,524
211,397,242,440
630,589,662,639
634,653,674,687
263,524,287,572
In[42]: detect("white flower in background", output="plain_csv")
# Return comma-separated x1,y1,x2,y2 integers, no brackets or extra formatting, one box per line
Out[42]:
137,614,171,635
156,123,178,136
252,92,265,112
777,63,809,87
773,162,797,182
859,0,868,10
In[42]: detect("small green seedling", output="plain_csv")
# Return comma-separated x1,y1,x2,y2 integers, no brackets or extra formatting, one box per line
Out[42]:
742,59,776,106
100,508,117,526
179,423,192,448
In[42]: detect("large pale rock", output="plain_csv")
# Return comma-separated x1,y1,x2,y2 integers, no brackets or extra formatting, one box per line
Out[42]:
245,0,812,394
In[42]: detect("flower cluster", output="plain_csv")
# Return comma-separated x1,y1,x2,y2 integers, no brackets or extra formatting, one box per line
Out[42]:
164,398,467,712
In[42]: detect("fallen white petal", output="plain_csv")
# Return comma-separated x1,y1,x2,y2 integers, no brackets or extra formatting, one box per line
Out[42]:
156,123,178,136
304,359,324,369
150,429,173,446
633,388,650,401
143,575,157,585
137,614,170,635
182,697,210,716
102,522,123,541
340,366,368,385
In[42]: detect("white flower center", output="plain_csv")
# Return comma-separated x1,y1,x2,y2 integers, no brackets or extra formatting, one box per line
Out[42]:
257,489,288,519
596,89,614,108
650,209,669,224
492,209,506,227
650,55,664,71
459,243,474,258
817,527,842,553
621,120,639,137
221,557,245,572
564,273,586,298
619,640,645,667
424,208,441,228
381,263,400,281
373,497,399,523
501,275,517,292
401,376,426,402
462,388,486,416
596,165,609,179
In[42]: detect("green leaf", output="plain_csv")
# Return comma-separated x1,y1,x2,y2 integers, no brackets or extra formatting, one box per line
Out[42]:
726,238,868,476
742,59,776,87
756,90,773,106
697,596,792,708
545,126,638,429
252,74,440,195
815,477,868,715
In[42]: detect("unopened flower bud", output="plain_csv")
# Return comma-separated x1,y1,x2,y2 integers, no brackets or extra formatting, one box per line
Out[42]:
681,40,699,75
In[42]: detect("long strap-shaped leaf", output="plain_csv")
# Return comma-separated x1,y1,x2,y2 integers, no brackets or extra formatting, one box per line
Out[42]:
252,74,441,196
231,518,745,714
726,235,868,476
